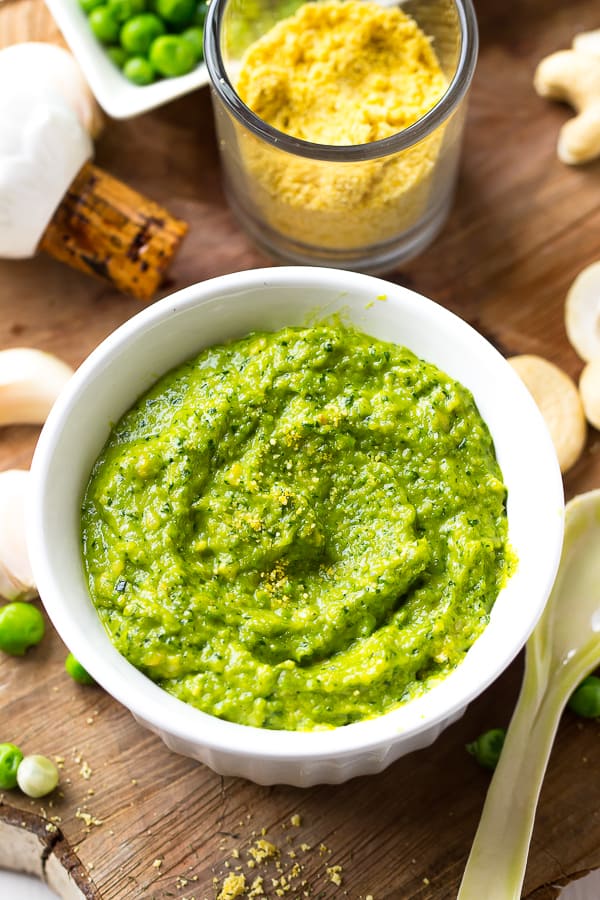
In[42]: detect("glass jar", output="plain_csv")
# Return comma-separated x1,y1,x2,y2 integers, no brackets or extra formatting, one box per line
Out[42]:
204,0,478,273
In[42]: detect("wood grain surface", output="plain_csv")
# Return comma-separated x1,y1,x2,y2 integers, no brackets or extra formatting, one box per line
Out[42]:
1,0,600,898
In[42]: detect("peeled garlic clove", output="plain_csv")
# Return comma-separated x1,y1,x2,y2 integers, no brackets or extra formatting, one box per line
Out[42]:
508,354,587,473
565,260,600,363
0,348,73,427
0,469,36,601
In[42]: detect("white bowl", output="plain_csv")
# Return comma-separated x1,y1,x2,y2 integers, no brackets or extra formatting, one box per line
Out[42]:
28,267,564,786
44,0,209,119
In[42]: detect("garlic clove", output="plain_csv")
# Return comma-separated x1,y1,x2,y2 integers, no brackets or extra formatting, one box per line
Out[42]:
0,348,74,427
565,260,600,363
0,469,36,601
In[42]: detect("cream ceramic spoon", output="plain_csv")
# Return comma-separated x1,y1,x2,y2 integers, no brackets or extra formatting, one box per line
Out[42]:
458,489,600,900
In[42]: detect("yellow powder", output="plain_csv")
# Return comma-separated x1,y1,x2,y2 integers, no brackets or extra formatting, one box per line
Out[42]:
248,839,279,863
238,0,447,145
234,0,449,251
217,872,247,900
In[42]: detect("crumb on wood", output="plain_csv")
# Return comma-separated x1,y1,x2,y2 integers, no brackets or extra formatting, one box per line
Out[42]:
212,815,352,899
248,839,278,864
217,872,246,899
75,808,103,829
327,865,343,886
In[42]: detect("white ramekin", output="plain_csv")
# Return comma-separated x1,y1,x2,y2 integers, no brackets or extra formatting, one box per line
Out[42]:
28,267,564,786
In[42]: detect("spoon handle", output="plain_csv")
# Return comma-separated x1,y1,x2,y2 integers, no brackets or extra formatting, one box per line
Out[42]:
457,678,567,900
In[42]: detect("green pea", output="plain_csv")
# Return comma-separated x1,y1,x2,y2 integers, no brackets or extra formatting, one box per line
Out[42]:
17,755,59,799
0,602,45,656
466,728,506,770
192,0,208,29
65,652,96,685
568,675,600,718
123,56,156,84
154,0,195,28
79,0,105,14
106,45,129,68
149,34,196,78
181,26,203,63
88,6,121,44
120,12,165,55
107,0,146,23
0,743,24,790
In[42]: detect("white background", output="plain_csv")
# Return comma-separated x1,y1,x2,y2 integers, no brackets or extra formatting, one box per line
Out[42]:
1,865,599,897
0,869,600,900
0,872,57,898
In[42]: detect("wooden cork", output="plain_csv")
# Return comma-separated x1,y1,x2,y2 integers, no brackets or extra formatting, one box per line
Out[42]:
39,161,188,301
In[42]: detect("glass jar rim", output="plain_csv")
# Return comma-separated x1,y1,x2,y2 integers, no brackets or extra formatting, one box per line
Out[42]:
204,0,479,162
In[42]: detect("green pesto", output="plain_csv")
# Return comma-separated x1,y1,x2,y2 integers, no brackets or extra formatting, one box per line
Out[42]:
81,324,511,731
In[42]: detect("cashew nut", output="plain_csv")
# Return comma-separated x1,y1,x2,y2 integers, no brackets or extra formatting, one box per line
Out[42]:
0,469,36,601
0,348,73,427
508,354,587,473
534,29,600,165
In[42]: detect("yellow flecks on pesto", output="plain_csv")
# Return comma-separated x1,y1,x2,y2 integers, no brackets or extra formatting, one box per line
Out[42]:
81,323,511,731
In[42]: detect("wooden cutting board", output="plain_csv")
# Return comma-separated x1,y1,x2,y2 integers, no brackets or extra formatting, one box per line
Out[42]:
1,0,600,897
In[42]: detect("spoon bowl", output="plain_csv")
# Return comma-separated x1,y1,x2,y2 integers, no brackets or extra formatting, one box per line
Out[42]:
542,491,600,676
458,489,600,900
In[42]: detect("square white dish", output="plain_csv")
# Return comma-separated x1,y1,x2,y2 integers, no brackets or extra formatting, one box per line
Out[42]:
44,0,210,119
